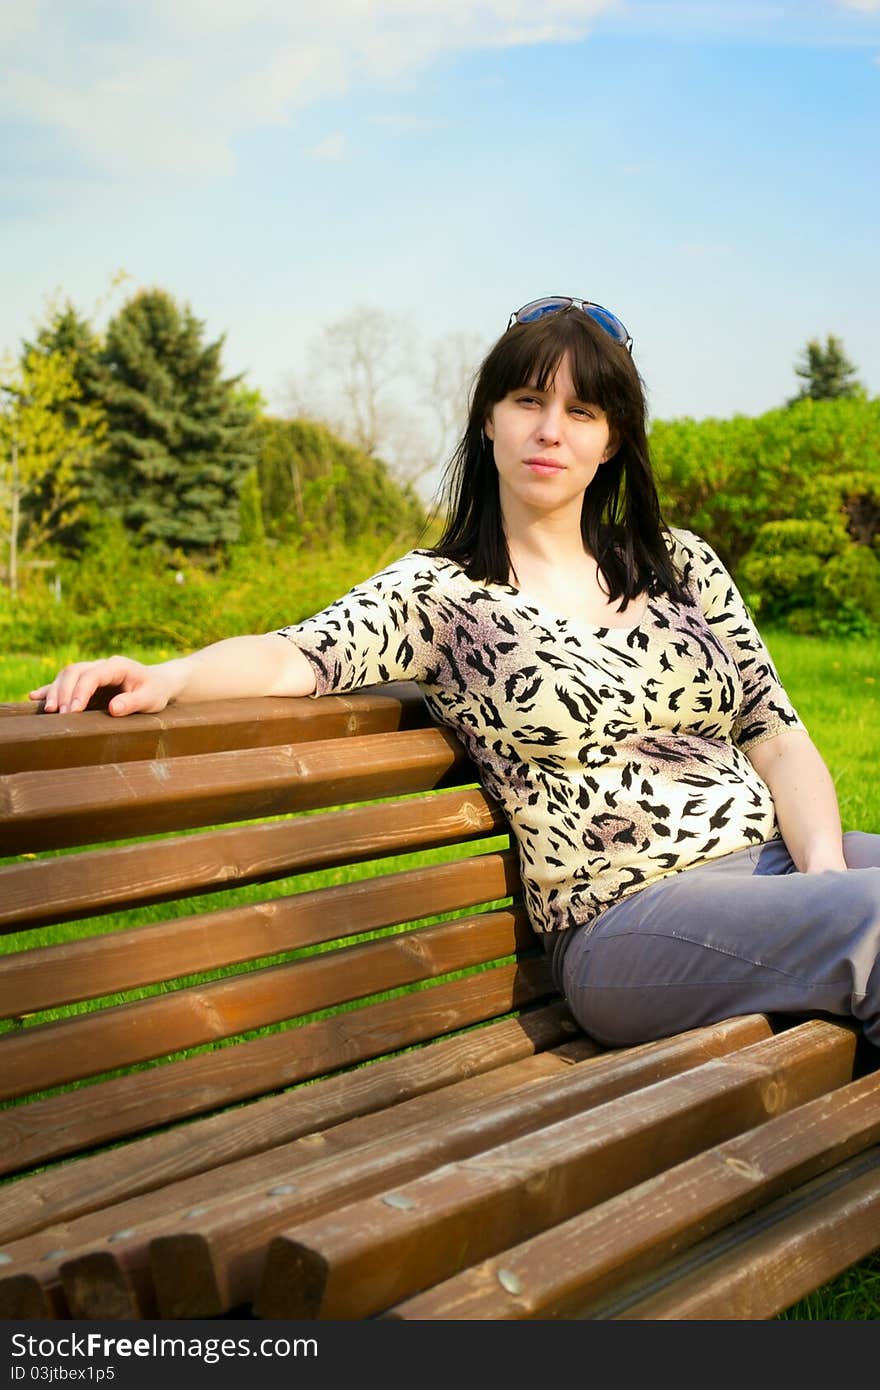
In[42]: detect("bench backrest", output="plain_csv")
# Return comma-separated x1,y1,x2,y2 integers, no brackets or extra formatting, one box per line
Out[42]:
0,684,565,1184
4,691,880,1323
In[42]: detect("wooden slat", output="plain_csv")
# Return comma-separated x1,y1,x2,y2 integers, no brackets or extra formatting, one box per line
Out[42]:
0,684,426,773
0,726,472,853
386,1061,880,1320
0,788,507,933
0,903,531,1098
0,961,556,1176
138,1016,778,1319
0,1003,587,1246
0,848,520,1017
0,1039,597,1320
253,1021,856,1320
0,1275,69,1321
612,1149,880,1320
33,1015,768,1320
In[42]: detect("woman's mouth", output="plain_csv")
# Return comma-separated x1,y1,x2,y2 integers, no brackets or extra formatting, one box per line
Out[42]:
524,458,564,475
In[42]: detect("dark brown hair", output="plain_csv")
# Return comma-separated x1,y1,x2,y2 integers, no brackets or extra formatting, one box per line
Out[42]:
431,307,689,609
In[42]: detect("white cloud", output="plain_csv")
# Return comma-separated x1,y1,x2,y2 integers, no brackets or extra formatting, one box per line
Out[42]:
11,1,873,192
306,131,349,160
0,0,43,43
0,1,618,182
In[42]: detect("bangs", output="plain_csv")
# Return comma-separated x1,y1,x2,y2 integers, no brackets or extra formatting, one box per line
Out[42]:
485,310,626,414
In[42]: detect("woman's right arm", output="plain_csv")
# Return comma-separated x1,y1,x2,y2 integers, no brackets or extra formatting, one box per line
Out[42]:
29,633,317,717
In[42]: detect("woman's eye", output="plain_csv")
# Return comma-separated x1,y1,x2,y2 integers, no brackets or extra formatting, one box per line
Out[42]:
571,406,594,418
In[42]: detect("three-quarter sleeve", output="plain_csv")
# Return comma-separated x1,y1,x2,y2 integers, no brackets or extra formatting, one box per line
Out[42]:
676,530,807,751
276,551,432,695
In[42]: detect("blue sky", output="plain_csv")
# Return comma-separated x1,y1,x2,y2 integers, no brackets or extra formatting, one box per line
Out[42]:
2,0,879,483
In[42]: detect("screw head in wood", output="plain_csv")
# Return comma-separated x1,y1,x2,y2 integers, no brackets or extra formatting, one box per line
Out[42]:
497,1269,523,1295
381,1192,416,1210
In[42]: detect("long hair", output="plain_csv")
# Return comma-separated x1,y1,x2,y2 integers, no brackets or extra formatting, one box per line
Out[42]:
431,307,690,609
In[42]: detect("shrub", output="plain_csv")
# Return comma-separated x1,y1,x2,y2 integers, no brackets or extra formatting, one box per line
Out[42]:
652,395,880,571
0,509,426,654
740,518,879,637
255,417,424,547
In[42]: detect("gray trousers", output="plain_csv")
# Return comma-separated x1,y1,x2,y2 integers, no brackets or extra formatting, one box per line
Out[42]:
560,832,880,1049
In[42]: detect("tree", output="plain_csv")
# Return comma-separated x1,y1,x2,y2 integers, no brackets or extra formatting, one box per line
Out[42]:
419,329,484,491
255,416,424,547
788,334,864,405
99,289,258,553
285,308,485,496
0,349,106,596
25,302,106,404
22,301,110,548
286,306,414,461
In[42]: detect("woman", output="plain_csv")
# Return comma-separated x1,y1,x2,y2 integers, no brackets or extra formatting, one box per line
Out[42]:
31,296,880,1050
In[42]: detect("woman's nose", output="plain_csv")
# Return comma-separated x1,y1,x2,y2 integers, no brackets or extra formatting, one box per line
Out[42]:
535,407,562,443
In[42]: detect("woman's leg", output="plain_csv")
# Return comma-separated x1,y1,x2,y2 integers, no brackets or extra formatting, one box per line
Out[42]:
562,832,880,1048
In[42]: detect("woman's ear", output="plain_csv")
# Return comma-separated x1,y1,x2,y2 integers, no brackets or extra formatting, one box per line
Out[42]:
484,414,495,442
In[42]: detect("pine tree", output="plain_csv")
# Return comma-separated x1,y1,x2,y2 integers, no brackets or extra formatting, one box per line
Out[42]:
26,303,106,406
789,334,864,405
99,289,257,552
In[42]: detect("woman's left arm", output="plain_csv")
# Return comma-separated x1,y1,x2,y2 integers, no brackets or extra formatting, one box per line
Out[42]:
746,728,847,873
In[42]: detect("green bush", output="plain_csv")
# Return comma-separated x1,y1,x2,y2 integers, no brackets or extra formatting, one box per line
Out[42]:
740,517,879,637
652,395,880,572
255,417,424,546
651,395,880,635
0,510,426,654
822,545,880,630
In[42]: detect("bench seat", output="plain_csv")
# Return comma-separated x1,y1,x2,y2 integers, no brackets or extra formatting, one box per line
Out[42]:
1,685,878,1321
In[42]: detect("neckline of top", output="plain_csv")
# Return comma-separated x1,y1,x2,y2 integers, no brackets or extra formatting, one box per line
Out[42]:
419,554,655,638
484,580,654,637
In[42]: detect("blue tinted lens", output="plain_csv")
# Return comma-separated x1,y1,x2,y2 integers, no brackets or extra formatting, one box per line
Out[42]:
516,298,571,323
585,305,628,343
509,297,631,349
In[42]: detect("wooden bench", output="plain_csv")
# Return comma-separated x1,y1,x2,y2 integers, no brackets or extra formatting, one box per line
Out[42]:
1,684,879,1322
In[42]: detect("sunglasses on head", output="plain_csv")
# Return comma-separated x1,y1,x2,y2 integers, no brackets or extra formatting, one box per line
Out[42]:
507,296,633,352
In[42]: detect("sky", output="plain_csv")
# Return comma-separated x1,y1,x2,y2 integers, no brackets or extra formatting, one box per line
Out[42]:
2,0,879,485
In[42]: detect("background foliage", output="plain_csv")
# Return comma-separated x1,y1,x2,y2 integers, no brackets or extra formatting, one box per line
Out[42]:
652,394,880,635
1,286,429,649
2,287,878,645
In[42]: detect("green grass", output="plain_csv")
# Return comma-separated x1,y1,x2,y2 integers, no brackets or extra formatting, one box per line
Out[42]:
1,646,177,704
2,632,879,1318
763,629,879,834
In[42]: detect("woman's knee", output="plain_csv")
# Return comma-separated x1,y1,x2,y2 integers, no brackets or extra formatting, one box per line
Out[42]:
835,864,880,928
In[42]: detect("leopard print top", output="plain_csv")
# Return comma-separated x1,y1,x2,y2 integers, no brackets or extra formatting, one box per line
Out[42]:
278,529,805,937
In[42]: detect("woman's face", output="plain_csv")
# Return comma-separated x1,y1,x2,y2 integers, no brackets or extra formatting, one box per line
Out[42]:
484,352,616,527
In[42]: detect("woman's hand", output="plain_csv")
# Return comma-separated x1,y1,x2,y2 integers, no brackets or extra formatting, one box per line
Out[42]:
29,656,182,717
28,635,317,715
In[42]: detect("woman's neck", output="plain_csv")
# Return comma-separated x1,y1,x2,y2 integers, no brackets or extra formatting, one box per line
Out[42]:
503,510,594,581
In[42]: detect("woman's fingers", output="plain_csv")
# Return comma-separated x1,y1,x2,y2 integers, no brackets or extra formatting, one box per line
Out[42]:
29,658,148,714
30,662,89,712
107,673,158,716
